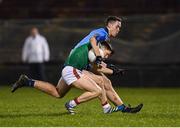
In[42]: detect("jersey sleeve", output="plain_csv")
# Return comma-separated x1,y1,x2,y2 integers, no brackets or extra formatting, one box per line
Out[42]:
92,29,107,42
94,32,106,42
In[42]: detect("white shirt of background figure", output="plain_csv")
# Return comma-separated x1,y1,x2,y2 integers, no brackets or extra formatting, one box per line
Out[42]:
22,27,50,63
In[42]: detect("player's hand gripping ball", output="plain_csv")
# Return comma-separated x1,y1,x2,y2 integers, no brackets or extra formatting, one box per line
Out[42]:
88,49,104,62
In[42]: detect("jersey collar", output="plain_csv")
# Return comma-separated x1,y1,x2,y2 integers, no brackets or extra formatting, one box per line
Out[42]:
104,27,109,35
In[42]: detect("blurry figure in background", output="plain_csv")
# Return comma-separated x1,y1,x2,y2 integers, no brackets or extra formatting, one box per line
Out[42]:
22,27,50,80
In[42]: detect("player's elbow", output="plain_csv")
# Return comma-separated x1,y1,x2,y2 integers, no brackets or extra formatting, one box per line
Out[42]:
90,36,97,44
90,36,96,41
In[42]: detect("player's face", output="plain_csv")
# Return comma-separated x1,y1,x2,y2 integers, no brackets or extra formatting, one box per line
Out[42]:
109,21,121,37
103,49,112,59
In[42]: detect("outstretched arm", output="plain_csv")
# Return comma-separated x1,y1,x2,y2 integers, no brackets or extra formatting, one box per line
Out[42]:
92,62,126,75
91,62,113,75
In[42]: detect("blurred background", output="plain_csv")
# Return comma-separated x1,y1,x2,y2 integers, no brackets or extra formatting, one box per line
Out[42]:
0,0,180,87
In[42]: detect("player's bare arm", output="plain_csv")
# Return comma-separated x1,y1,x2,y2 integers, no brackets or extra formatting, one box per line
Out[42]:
90,36,101,57
92,63,113,75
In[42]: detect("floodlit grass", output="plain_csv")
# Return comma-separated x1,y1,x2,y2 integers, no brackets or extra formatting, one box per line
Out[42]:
0,86,180,127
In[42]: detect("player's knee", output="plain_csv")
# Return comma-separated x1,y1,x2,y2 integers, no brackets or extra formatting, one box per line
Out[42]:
59,93,66,98
94,87,102,97
97,77,105,88
104,79,113,91
52,93,61,98
50,88,61,98
54,88,65,98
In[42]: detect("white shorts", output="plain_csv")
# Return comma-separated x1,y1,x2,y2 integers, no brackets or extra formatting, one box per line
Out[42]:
61,66,83,85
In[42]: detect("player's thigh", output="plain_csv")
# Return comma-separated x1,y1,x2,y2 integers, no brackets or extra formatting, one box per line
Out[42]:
82,70,104,88
72,74,102,94
62,66,101,94
56,77,71,98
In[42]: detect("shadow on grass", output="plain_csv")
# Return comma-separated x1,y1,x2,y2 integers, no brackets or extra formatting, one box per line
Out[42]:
0,112,69,118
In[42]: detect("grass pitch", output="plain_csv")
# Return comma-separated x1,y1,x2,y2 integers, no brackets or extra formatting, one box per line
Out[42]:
0,86,180,127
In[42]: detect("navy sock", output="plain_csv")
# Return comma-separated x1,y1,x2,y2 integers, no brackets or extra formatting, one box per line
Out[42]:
27,79,35,87
117,104,125,111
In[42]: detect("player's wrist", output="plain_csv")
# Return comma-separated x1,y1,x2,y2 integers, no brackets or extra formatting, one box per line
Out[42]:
95,56,103,65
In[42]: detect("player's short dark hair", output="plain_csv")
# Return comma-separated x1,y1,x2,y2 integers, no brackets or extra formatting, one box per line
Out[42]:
105,16,122,26
101,41,114,55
